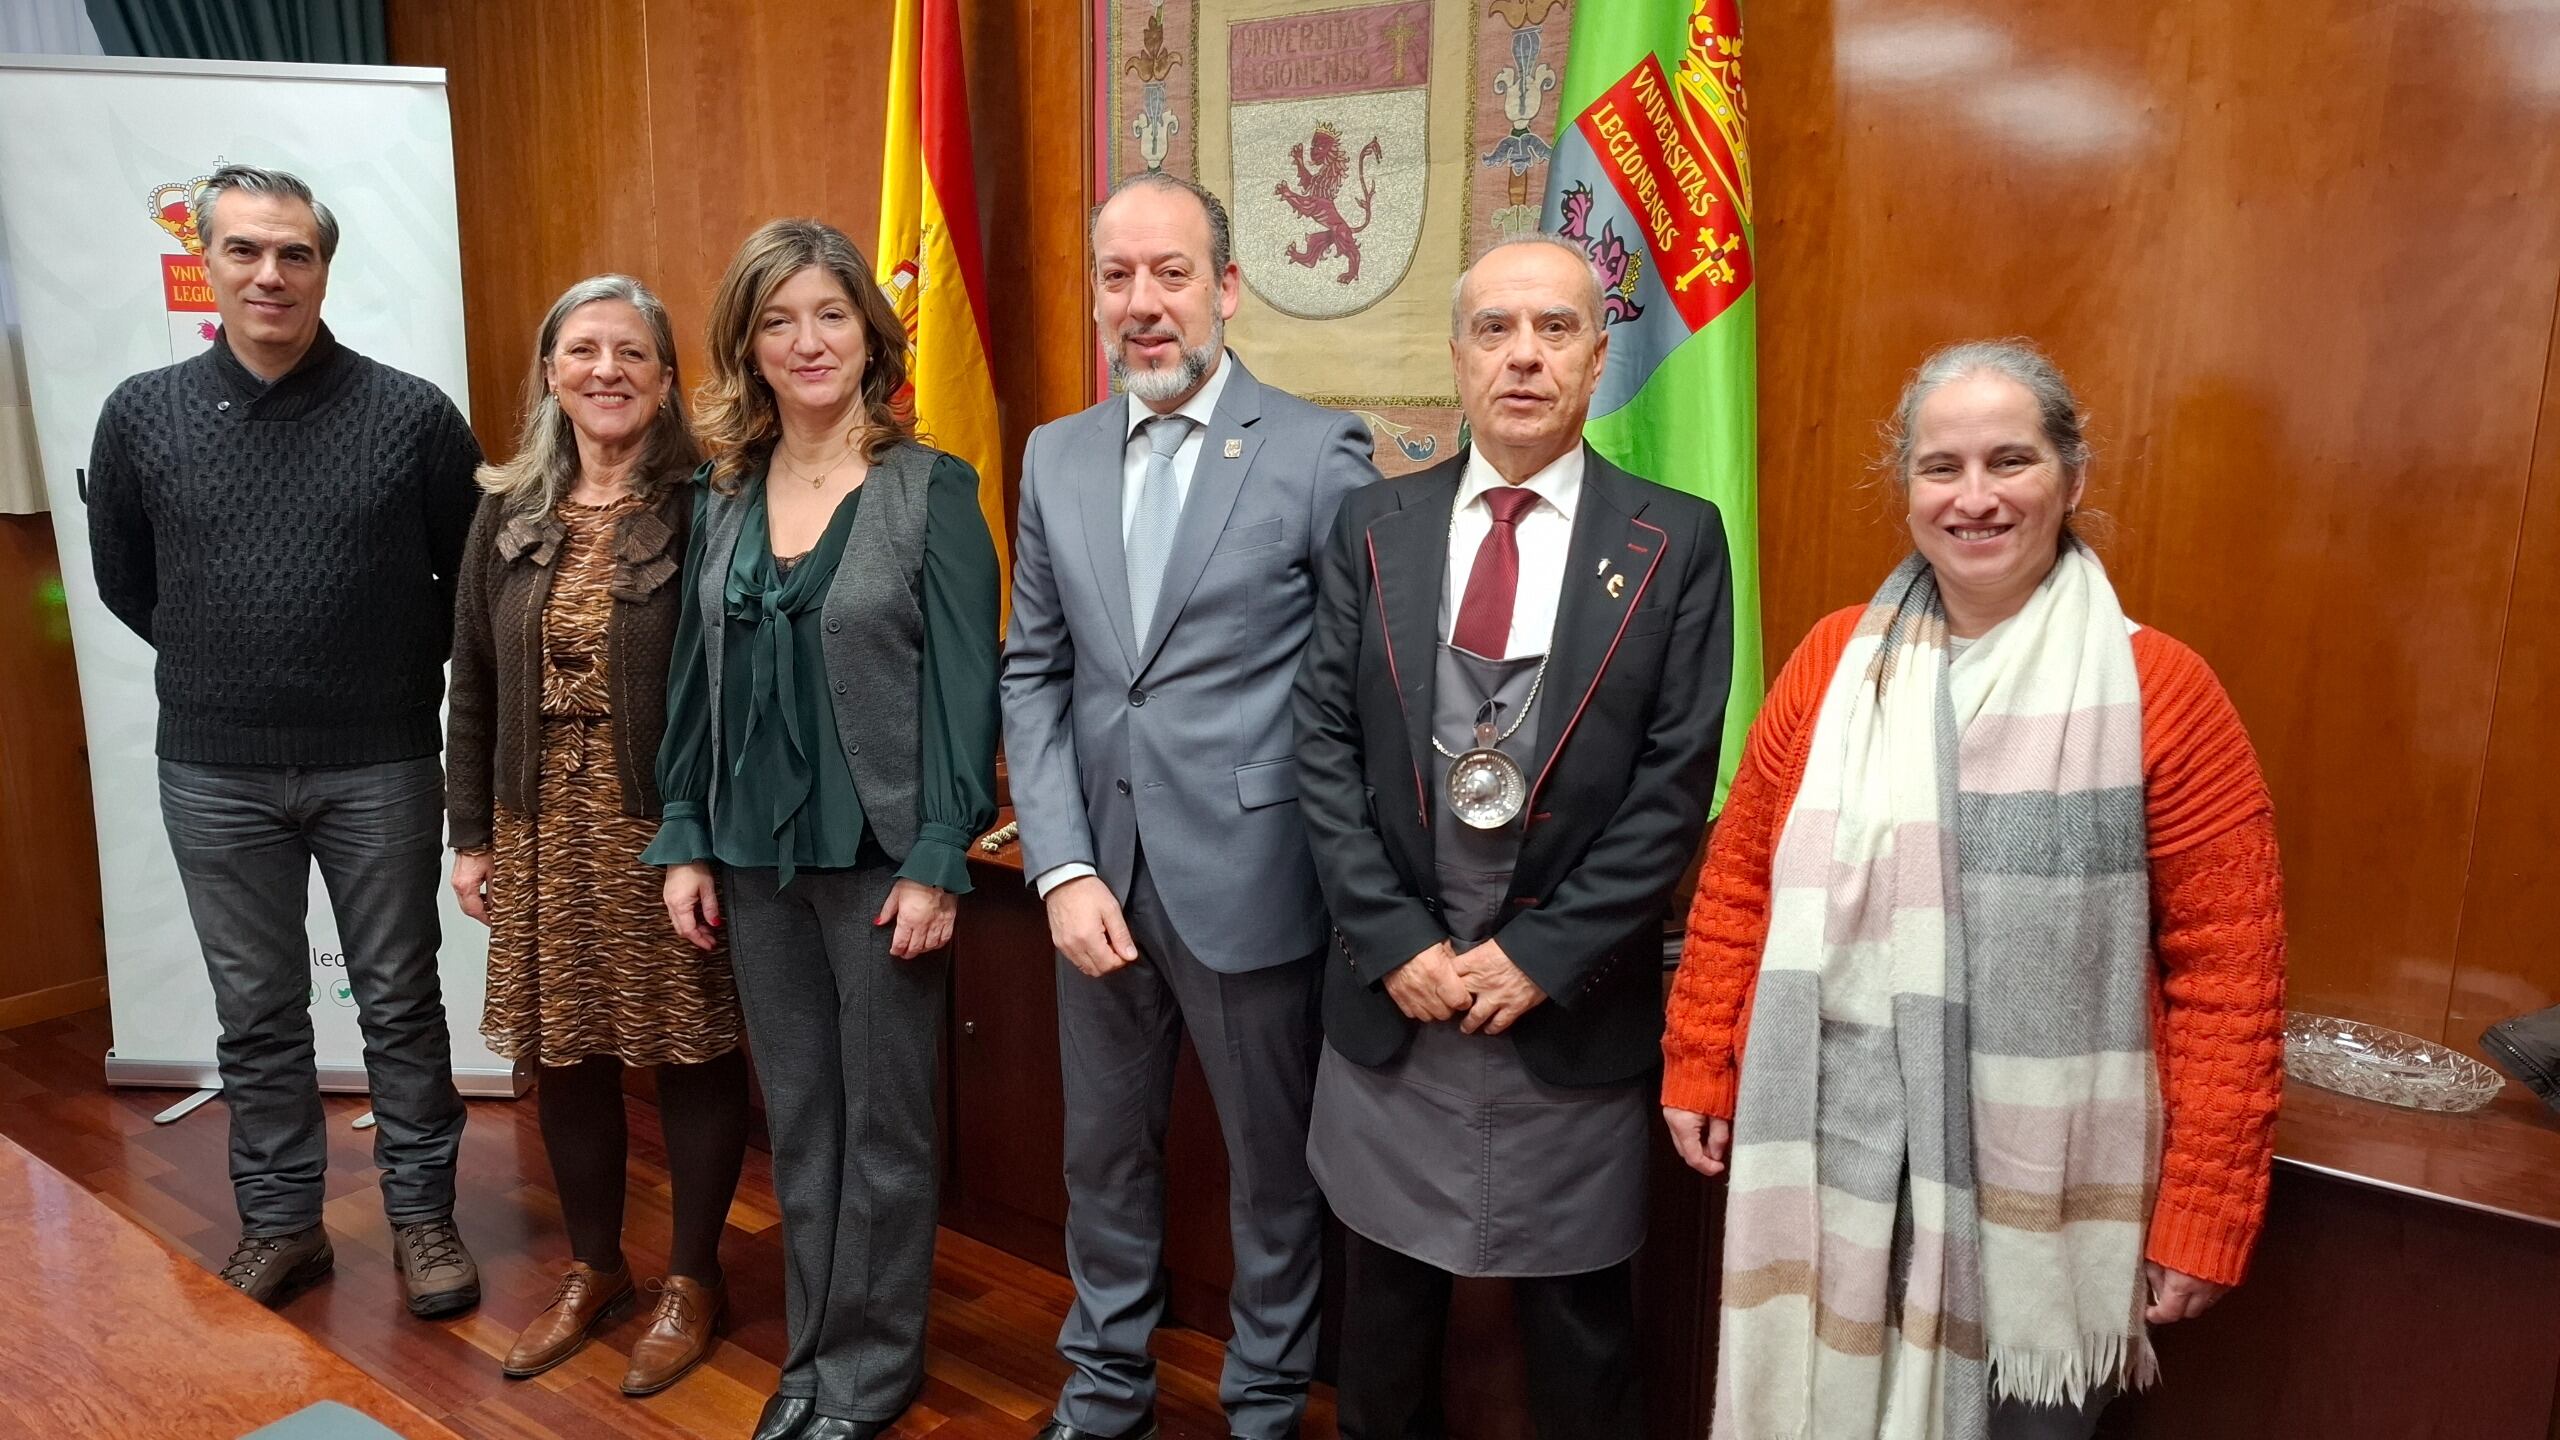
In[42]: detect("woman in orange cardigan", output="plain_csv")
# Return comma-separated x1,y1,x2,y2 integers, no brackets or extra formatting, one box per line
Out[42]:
1661,341,2285,1440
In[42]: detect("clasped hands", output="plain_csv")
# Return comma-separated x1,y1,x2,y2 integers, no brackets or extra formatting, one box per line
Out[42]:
1045,878,1546,1033
1383,938,1545,1035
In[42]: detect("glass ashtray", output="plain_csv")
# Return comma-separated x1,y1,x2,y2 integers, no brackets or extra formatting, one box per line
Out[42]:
2283,1013,2507,1113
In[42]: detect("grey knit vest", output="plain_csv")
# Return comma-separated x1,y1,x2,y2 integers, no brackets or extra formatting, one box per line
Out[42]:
695,440,936,861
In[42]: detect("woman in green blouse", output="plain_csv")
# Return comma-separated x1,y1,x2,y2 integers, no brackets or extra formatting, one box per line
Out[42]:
645,217,999,1440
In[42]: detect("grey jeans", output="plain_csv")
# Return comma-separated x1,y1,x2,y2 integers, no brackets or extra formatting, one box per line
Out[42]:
158,757,464,1235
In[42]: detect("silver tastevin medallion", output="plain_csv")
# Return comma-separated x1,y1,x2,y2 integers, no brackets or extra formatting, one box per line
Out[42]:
1446,718,1528,829
1434,481,1547,833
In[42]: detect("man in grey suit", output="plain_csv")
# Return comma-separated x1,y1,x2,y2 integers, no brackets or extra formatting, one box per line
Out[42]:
1002,172,1378,1440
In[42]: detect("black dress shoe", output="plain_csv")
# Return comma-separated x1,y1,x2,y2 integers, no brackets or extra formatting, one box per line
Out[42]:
750,1394,815,1440
798,1419,888,1440
2484,1004,2560,1115
1033,1412,1159,1440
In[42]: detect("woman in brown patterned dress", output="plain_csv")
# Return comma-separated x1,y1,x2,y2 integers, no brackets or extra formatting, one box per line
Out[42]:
447,274,748,1398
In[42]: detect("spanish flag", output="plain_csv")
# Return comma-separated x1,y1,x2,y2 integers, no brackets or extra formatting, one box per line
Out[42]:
879,0,1008,617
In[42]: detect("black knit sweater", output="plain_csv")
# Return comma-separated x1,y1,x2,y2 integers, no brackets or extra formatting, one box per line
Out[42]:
87,326,483,765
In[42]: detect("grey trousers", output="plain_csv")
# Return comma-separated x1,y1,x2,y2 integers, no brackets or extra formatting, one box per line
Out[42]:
726,863,945,1423
1054,854,1325,1440
157,757,464,1235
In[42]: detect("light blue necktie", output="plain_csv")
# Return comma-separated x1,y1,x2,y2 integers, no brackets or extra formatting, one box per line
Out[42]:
1126,414,1192,642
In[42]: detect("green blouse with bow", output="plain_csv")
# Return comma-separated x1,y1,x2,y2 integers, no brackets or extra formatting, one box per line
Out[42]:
641,452,999,892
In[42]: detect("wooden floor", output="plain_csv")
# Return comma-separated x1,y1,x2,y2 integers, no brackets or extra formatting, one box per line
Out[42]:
0,1132,465,1438
0,1008,1311,1440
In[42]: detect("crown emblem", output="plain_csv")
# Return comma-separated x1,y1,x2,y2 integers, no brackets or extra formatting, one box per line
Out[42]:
148,179,209,255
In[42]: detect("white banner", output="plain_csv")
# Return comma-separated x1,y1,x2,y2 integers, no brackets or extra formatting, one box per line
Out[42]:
0,54,519,1095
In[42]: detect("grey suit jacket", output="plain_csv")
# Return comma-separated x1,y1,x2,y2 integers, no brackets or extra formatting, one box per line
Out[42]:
1001,355,1379,972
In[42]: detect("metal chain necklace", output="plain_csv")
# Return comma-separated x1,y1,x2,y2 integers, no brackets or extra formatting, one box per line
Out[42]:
775,431,859,489
1433,492,1548,829
1428,663,1549,759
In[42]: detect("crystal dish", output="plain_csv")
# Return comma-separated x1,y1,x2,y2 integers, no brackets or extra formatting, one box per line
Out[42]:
2283,1013,2507,1113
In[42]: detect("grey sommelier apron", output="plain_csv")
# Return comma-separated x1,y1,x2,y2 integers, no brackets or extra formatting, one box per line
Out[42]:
1307,628,1649,1279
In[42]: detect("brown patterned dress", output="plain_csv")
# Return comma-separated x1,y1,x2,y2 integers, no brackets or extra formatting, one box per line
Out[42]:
481,493,742,1066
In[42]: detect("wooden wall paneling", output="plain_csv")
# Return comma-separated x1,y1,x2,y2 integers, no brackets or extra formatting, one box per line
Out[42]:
1736,0,1868,662
388,0,665,454
639,0,898,391
0,518,105,1022
2449,275,2560,1048
1748,0,2185,655
1747,0,2560,1040
2109,0,2560,1041
397,0,1088,532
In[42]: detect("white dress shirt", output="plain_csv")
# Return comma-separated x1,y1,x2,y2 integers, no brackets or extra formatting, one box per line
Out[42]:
1034,353,1240,901
1445,445,1582,660
1120,349,1236,540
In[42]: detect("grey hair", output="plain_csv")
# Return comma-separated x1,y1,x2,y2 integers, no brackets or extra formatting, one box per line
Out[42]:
1884,339,2092,481
1090,170,1234,276
476,274,699,517
193,163,340,262
1450,234,1607,338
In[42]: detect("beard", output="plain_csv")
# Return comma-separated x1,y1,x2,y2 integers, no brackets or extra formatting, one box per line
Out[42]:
1108,313,1224,404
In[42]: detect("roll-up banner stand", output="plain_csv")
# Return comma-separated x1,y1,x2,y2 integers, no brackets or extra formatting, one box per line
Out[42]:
0,54,523,1097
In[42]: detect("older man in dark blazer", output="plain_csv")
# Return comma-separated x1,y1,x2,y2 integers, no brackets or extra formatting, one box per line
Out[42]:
1292,235,1735,1440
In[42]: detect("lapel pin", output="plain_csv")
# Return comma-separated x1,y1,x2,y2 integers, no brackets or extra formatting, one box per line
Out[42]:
1607,573,1627,599
1223,438,1243,459
1597,558,1611,577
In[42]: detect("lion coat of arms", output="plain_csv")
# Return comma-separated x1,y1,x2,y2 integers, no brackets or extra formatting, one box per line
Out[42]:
1273,123,1384,284
1227,1,1432,320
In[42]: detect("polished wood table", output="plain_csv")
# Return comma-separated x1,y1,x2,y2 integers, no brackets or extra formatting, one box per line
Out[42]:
0,1133,461,1439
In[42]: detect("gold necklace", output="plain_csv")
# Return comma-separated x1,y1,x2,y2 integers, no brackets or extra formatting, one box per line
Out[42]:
776,432,858,489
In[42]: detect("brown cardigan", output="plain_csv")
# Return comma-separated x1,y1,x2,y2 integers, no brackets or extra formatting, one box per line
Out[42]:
446,480,691,852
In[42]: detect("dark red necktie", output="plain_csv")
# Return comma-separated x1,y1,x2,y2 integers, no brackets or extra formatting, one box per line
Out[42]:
1451,486,1541,659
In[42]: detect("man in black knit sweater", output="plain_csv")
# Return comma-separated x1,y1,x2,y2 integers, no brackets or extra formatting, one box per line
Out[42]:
87,165,484,1317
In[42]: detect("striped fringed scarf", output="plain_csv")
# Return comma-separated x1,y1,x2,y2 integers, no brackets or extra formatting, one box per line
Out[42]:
1713,544,2161,1440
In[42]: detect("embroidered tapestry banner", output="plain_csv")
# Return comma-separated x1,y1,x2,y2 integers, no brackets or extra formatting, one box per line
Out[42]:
1101,0,1580,473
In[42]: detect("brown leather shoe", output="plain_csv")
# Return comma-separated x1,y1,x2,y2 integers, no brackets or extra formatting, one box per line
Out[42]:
391,1215,481,1319
620,1274,722,1395
217,1225,333,1307
501,1259,635,1378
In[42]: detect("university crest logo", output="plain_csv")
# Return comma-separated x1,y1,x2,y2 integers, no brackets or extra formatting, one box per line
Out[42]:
1227,0,1430,320
147,176,220,357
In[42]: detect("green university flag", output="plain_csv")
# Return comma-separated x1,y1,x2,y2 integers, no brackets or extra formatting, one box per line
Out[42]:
1541,0,1760,807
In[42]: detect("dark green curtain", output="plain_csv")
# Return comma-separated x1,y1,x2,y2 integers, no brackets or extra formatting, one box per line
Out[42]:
85,0,386,64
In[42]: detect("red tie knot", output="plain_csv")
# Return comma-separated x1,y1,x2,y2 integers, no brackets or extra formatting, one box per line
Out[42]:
1483,486,1540,527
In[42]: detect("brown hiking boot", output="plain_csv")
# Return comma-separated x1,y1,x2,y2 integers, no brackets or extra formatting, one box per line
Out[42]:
502,1259,634,1377
621,1274,723,1395
217,1225,333,1306
391,1215,480,1319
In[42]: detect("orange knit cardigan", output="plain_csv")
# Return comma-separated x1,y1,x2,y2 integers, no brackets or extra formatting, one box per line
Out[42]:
1662,606,2287,1287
